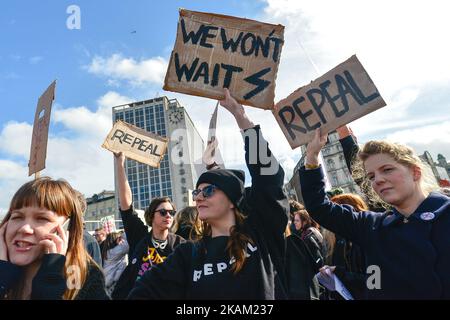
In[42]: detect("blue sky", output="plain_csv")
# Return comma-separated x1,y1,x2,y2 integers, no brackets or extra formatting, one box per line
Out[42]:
1,0,450,213
0,0,265,125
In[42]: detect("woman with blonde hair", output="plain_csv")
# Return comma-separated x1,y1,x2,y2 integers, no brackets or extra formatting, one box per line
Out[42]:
128,89,289,299
0,177,108,300
300,129,449,299
171,206,202,241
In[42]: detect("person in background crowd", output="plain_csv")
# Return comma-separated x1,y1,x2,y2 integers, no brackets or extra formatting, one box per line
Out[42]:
75,191,102,267
102,231,129,296
94,227,107,264
111,152,185,299
128,88,289,300
171,206,202,241
0,177,108,300
320,193,368,300
286,200,323,299
94,227,107,244
300,128,450,299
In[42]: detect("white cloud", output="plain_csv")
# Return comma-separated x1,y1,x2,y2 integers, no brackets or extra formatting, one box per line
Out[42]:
261,0,450,97
29,56,43,64
53,91,133,138
0,160,29,215
85,54,168,87
253,0,450,161
0,121,32,157
383,121,450,160
0,159,28,180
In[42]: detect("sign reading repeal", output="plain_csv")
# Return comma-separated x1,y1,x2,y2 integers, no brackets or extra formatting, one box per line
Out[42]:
29,80,56,176
273,55,386,148
163,9,285,110
102,120,168,168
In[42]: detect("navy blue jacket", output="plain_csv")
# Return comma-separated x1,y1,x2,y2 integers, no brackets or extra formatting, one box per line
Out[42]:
300,167,450,299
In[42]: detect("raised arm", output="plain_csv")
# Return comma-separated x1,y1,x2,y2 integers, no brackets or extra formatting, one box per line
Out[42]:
219,89,288,239
114,152,148,254
115,152,132,210
301,129,375,246
336,125,359,175
219,88,255,130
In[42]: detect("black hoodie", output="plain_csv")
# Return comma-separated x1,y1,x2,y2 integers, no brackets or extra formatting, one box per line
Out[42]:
128,125,289,300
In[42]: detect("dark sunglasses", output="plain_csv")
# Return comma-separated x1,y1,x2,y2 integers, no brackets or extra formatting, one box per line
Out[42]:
192,185,218,199
154,208,176,217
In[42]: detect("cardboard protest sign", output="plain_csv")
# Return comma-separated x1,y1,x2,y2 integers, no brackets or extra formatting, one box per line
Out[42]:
100,215,116,233
28,81,56,176
273,55,386,148
102,120,168,168
164,9,284,110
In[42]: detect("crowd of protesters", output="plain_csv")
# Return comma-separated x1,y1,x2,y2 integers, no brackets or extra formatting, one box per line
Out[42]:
0,89,449,300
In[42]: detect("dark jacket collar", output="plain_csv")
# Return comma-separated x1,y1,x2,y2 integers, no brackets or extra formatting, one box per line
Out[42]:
382,192,449,227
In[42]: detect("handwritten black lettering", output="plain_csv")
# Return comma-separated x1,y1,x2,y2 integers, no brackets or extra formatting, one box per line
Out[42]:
174,53,199,82
306,88,327,124
278,106,306,140
221,63,243,88
180,19,205,45
243,67,271,99
131,137,142,148
199,26,218,48
255,35,270,59
344,70,380,103
138,140,148,152
211,63,220,87
192,62,210,84
292,96,320,131
241,33,256,56
123,133,133,145
221,29,243,52
111,129,125,142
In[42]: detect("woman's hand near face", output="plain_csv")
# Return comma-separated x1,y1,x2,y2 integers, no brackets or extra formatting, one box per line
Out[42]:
0,222,8,261
39,222,69,256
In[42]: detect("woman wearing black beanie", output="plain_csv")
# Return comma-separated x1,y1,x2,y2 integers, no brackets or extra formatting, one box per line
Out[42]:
128,89,289,300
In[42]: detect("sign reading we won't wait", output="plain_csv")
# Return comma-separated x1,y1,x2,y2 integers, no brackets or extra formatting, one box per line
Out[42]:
102,120,168,168
273,55,387,148
164,9,285,110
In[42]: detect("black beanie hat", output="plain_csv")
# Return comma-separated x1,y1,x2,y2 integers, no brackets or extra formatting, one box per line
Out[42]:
196,169,245,208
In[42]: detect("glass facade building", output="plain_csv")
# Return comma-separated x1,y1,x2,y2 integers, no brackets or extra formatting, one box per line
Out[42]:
112,96,204,211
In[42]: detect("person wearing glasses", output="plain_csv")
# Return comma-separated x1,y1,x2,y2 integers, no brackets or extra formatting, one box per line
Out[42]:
127,89,289,300
110,152,185,299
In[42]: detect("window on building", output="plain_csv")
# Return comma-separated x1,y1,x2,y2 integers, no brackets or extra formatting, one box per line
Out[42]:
327,158,336,170
331,173,338,186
